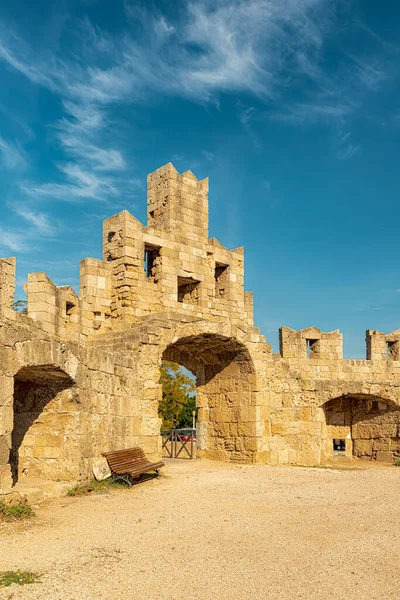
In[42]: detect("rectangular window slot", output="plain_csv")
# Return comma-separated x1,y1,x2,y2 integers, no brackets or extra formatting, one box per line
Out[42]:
333,439,346,454
66,301,77,323
386,341,398,361
214,263,229,298
144,244,161,282
177,277,200,304
306,339,319,359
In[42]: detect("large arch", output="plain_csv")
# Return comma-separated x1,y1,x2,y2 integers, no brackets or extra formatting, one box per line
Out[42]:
161,332,259,461
11,365,76,484
0,340,79,488
321,392,400,462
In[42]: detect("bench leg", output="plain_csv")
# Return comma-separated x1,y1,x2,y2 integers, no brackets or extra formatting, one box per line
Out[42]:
112,472,132,487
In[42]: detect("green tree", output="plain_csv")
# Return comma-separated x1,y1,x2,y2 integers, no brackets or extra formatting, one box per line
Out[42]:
159,361,197,431
12,299,27,314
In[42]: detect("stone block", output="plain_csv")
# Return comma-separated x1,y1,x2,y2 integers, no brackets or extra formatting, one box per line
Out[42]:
375,451,393,462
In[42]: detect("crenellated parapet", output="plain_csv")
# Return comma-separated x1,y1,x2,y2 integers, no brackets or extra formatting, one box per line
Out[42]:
2,163,255,339
99,163,252,327
366,329,400,361
279,326,343,360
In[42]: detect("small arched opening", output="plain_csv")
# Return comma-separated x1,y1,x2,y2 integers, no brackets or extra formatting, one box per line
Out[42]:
323,394,400,462
161,333,258,462
11,365,76,485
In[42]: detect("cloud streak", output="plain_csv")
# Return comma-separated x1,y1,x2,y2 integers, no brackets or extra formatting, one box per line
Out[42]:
0,0,394,206
0,135,27,169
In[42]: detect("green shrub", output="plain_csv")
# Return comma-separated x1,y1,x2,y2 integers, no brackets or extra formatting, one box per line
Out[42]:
67,478,128,496
0,500,34,519
0,570,41,587
394,458,400,467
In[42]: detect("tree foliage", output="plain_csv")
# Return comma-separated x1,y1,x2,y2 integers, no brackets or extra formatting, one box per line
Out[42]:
12,300,27,314
159,361,197,431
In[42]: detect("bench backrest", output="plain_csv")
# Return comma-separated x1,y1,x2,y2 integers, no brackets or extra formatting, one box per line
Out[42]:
104,447,148,473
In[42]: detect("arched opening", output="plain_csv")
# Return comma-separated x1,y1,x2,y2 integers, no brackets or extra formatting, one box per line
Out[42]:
161,333,258,462
159,361,197,459
11,365,76,485
323,394,400,462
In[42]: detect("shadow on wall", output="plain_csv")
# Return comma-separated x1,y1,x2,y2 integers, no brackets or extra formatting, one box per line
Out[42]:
10,367,75,486
161,333,257,462
324,395,400,461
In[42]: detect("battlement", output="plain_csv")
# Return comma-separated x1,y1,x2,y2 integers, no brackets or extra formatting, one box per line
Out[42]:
147,163,209,242
1,164,254,339
366,329,400,361
99,163,250,328
279,326,343,360
4,163,400,361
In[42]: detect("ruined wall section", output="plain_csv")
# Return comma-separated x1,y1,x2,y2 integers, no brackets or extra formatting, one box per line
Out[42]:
8,164,254,340
91,312,271,464
25,268,111,343
0,308,144,491
0,258,16,321
262,326,400,465
100,163,255,330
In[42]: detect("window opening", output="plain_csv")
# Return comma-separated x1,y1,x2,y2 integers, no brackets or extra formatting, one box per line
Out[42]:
306,339,318,359
386,341,397,361
65,301,77,324
333,438,346,454
214,263,229,298
177,277,200,304
144,244,161,281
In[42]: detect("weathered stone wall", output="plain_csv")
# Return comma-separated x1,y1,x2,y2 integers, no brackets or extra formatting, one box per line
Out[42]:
1,162,400,493
0,308,143,489
262,328,400,465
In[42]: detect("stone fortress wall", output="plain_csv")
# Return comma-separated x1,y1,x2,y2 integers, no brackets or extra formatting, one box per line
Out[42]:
0,163,399,491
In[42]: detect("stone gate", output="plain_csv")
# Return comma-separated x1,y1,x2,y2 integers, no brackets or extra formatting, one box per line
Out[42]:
1,163,399,491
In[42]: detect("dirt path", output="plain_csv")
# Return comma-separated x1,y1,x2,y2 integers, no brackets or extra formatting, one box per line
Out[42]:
0,460,399,599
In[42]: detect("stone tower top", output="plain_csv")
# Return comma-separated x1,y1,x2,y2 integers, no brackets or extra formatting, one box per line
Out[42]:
147,162,209,242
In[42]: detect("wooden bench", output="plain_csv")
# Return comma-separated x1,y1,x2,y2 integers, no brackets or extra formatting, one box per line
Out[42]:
103,447,164,487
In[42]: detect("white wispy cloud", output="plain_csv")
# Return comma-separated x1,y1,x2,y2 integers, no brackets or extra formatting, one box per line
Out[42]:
263,180,280,209
0,227,28,252
14,207,55,236
0,0,393,208
0,135,27,169
334,130,361,160
1,1,334,104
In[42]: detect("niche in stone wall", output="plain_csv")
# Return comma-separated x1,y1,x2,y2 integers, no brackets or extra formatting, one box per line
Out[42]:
11,366,76,485
144,244,161,283
177,277,200,304
306,338,319,358
214,263,229,299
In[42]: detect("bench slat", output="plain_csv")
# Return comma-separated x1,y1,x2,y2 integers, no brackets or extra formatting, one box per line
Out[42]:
103,447,164,478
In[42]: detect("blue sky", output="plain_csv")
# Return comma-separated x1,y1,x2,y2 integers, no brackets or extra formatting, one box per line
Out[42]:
0,0,400,358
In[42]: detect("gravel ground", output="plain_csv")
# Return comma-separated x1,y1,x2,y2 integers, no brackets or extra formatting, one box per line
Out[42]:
0,460,399,600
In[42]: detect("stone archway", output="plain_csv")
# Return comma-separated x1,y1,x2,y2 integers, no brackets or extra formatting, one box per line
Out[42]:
161,332,259,462
11,365,76,485
0,340,80,490
322,394,400,462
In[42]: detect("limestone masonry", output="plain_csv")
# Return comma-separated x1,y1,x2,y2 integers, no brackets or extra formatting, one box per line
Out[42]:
1,163,399,491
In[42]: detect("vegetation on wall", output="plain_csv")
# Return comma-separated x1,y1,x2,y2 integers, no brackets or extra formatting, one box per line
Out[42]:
159,361,197,431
